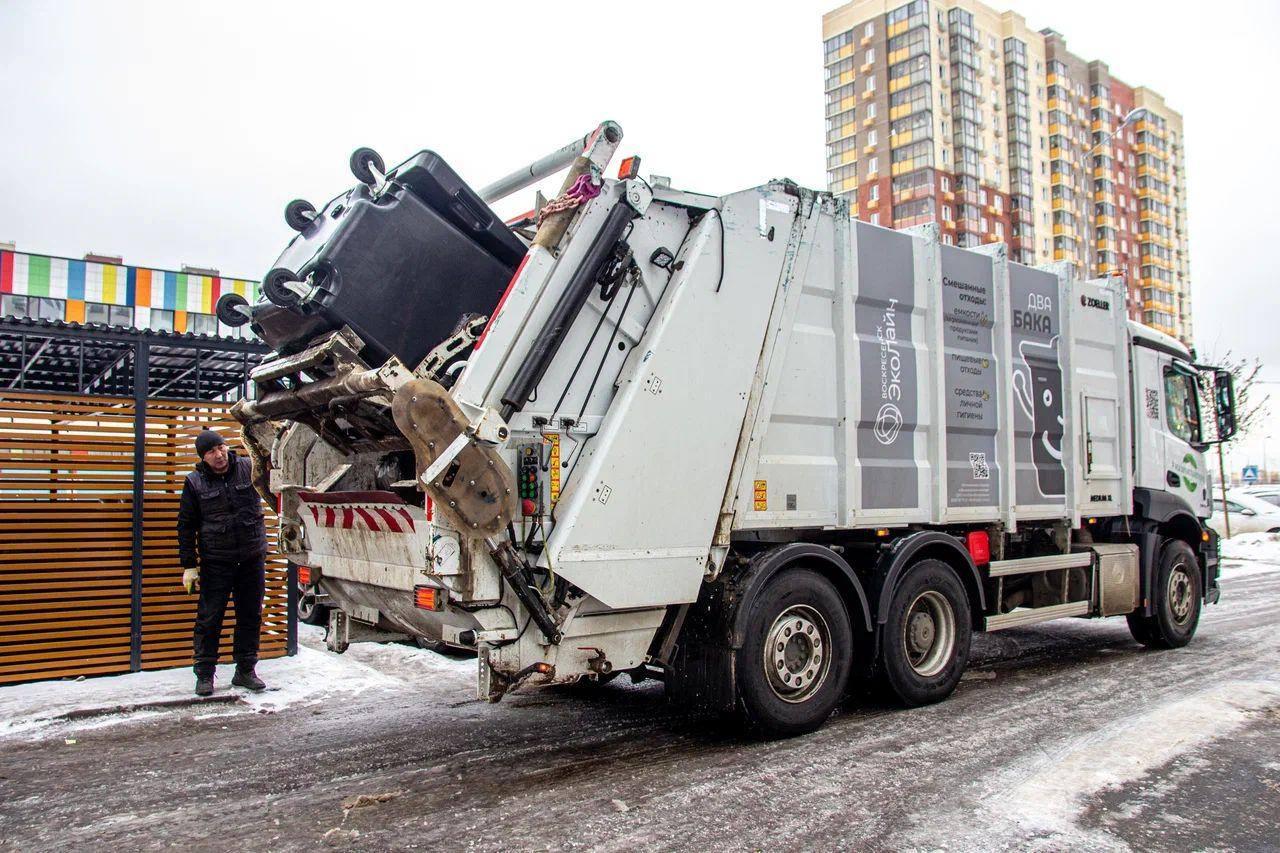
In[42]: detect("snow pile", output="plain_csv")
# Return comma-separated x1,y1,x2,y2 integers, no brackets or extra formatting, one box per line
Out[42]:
0,635,472,740
1219,532,1280,580
1221,531,1280,561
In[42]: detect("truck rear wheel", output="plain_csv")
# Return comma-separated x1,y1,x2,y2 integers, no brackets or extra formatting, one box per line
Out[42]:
736,568,853,737
1127,539,1201,649
879,559,971,707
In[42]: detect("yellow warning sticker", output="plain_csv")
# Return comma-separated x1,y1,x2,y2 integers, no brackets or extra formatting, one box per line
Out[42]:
753,480,767,511
547,433,562,507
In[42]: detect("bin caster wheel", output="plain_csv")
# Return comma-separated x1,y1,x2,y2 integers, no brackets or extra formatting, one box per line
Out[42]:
215,292,252,327
284,198,317,232
350,147,385,186
263,267,302,308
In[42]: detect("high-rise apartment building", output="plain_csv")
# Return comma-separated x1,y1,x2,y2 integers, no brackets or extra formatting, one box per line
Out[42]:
822,0,1192,343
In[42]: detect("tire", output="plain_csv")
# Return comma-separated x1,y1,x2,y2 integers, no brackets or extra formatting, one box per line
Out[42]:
878,559,972,707
284,198,317,232
297,586,329,626
735,568,854,738
262,267,301,308
215,292,251,327
1127,539,1201,649
349,147,385,185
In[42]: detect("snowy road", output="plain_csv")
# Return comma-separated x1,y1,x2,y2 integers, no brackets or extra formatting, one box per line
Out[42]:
2,555,1279,851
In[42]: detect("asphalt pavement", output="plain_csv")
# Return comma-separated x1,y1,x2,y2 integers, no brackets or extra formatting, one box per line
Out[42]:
1,564,1278,852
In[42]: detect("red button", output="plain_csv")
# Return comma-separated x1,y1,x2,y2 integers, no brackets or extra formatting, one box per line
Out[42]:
521,498,537,516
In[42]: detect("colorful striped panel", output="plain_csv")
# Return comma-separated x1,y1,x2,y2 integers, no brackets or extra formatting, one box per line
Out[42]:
0,251,258,311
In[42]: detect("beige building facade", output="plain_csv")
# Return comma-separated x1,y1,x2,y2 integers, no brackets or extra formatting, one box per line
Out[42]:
823,0,1192,343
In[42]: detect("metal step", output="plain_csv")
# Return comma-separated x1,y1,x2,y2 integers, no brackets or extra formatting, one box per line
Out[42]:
984,600,1091,632
987,551,1093,578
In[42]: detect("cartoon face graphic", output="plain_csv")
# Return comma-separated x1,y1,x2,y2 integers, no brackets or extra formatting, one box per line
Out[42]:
1014,336,1066,498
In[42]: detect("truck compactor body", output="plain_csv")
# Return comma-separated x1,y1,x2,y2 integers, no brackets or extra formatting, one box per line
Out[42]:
225,122,1237,736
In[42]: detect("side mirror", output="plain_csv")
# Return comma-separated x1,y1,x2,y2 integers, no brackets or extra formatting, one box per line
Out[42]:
1214,369,1237,442
1242,508,1257,517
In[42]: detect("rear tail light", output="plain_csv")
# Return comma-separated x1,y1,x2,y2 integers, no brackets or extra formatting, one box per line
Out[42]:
414,585,445,611
297,565,313,586
966,530,991,565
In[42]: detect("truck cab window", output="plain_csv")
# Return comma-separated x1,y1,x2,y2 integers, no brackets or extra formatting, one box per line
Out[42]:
1163,366,1201,444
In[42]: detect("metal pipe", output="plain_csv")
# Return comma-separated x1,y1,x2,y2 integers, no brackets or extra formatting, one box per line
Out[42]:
233,367,386,423
478,122,623,205
499,198,636,421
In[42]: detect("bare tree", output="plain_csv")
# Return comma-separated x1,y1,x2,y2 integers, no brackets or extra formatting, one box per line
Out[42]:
1203,351,1269,537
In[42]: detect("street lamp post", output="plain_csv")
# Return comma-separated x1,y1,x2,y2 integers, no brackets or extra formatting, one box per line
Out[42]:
1081,107,1148,291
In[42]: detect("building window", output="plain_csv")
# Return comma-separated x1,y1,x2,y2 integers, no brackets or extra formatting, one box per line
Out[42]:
86,301,135,327
941,175,950,193
870,212,880,225
867,47,876,63
151,309,175,332
26,297,65,321
866,76,876,93
982,218,989,233
943,204,953,221
867,103,877,119
868,156,878,175
190,313,219,336
2,294,30,318
867,129,878,146
865,21,874,38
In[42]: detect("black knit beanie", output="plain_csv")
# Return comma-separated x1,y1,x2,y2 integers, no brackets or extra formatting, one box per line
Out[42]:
195,429,226,458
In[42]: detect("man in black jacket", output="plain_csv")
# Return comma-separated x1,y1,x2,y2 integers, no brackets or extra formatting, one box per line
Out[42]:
178,429,269,696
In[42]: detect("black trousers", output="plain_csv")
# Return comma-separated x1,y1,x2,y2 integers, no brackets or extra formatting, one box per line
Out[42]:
193,555,266,678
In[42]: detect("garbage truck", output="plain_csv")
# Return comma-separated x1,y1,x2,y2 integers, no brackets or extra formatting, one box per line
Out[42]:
218,121,1238,736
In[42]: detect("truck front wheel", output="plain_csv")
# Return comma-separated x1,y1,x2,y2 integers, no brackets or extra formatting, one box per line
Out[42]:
1127,539,1201,649
736,568,854,737
879,559,972,707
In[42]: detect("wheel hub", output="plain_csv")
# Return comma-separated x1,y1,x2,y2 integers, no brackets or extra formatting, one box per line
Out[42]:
764,605,832,703
1169,565,1193,624
902,590,957,678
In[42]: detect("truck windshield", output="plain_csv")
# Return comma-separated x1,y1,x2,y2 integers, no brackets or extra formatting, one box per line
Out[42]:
1163,366,1202,444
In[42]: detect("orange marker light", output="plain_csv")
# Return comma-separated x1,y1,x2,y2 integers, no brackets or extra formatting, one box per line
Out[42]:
414,585,444,611
297,565,312,586
617,156,641,180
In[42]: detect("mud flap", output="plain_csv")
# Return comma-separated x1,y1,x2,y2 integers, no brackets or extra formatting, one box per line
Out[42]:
665,582,737,713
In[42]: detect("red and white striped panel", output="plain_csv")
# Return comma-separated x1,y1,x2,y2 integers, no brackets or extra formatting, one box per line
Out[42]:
305,504,417,535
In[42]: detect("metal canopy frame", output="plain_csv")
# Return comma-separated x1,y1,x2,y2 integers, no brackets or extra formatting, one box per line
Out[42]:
0,317,268,400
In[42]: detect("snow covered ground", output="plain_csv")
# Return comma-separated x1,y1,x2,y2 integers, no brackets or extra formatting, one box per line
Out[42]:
0,625,472,741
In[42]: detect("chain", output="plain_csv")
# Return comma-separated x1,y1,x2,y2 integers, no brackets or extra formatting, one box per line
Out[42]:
535,171,603,225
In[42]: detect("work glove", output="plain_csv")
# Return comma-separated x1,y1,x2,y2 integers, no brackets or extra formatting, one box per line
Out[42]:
183,567,200,594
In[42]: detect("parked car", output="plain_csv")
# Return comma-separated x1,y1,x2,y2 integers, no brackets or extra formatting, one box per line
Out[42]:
1242,485,1280,508
1208,488,1280,538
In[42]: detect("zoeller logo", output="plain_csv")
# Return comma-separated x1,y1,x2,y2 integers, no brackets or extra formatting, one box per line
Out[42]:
875,403,903,445
1080,294,1111,311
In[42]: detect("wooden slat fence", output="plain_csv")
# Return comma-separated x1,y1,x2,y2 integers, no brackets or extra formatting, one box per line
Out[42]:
0,390,288,684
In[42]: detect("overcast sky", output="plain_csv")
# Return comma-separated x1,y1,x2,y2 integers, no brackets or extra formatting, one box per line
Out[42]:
1,0,1276,463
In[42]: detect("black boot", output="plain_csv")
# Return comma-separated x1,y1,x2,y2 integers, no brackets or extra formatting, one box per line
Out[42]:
232,667,266,692
195,675,214,697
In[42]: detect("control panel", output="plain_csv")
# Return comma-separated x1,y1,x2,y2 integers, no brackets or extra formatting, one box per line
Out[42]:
518,443,541,516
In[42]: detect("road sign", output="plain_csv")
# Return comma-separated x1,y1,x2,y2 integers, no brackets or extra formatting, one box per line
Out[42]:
1242,465,1259,484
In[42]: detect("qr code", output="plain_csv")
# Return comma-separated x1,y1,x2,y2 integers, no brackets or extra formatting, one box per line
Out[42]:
1145,388,1160,420
969,452,990,480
